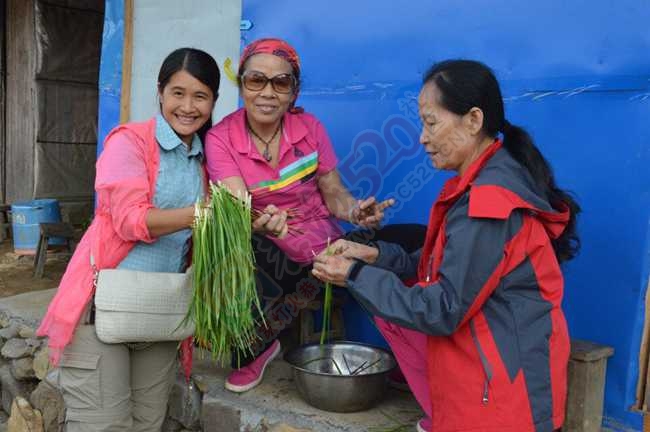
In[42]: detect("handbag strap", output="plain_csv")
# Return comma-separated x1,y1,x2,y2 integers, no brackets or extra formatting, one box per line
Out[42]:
90,253,99,288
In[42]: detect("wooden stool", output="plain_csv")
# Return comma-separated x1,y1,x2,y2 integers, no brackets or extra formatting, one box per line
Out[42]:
0,204,10,242
565,339,614,432
33,222,76,278
299,294,346,344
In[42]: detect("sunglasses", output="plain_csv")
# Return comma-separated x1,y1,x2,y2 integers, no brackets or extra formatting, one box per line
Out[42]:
241,71,296,94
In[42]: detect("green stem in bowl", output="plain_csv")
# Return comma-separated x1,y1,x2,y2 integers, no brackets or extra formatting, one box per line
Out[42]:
320,237,334,345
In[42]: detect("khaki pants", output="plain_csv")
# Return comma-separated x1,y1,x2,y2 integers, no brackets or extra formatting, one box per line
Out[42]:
57,325,178,432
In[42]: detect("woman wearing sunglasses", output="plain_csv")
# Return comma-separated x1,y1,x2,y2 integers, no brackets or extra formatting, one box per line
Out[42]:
205,38,424,393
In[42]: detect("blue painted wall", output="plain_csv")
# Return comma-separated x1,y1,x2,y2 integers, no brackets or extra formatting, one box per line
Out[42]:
99,1,650,429
97,0,124,154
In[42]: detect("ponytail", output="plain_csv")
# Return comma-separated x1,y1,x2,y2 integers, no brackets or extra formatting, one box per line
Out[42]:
502,120,581,262
423,60,581,263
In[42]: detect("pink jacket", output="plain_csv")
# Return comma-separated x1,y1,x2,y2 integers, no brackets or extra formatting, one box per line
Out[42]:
37,118,194,375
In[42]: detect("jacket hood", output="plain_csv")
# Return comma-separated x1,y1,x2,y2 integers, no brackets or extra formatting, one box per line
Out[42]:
468,148,570,239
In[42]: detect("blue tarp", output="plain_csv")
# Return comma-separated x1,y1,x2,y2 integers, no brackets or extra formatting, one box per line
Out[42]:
97,0,124,155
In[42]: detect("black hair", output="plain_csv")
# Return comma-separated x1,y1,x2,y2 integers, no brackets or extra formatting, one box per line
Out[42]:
423,60,580,262
158,48,220,143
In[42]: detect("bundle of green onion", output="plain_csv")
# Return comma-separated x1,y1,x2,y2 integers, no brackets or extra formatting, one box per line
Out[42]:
320,239,334,345
189,182,263,362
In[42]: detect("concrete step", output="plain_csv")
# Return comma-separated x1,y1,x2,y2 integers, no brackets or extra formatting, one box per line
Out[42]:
0,289,424,431
193,352,423,432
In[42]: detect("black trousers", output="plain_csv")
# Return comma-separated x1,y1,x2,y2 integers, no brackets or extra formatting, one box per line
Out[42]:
232,223,427,368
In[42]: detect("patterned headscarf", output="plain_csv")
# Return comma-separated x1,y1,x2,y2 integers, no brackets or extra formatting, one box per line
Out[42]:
239,38,303,113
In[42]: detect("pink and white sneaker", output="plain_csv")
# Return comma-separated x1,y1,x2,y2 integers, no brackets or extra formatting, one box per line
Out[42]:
416,417,431,432
225,340,281,393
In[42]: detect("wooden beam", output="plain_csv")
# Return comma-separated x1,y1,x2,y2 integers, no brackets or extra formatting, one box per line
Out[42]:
636,279,650,412
6,0,37,202
119,0,133,123
0,0,6,204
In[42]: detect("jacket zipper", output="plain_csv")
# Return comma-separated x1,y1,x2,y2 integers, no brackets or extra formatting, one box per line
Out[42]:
470,319,492,405
425,255,434,282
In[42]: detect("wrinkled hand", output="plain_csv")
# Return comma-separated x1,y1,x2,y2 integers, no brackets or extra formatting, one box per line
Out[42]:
319,239,379,264
351,197,395,228
252,204,289,239
312,254,355,287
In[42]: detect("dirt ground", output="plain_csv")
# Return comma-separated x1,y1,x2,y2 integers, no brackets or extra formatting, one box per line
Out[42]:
0,239,69,298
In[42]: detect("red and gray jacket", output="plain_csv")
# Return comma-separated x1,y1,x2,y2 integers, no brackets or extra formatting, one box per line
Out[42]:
347,141,570,432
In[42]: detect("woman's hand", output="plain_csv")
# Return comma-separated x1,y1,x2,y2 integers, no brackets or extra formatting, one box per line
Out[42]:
350,197,395,228
252,204,289,239
146,206,196,238
324,239,379,264
312,254,355,287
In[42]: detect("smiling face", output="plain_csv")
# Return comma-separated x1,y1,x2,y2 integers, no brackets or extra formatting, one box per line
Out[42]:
418,82,487,175
158,69,215,144
240,53,296,131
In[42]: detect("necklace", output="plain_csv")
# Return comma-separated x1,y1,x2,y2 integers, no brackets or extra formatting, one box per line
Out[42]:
246,119,282,162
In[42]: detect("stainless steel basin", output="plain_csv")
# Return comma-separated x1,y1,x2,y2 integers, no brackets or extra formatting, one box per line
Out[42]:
284,342,397,413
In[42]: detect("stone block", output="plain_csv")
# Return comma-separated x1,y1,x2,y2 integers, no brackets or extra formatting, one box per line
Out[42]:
1,339,32,359
0,325,19,342
25,338,42,350
162,417,184,432
33,347,52,381
18,326,36,339
10,357,35,380
268,423,312,432
0,312,11,328
7,396,44,432
0,410,8,432
192,373,210,394
246,419,314,432
30,380,64,432
201,400,240,432
0,365,38,414
168,374,202,430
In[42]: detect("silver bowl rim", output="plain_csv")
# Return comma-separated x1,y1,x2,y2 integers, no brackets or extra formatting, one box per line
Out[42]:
284,341,396,378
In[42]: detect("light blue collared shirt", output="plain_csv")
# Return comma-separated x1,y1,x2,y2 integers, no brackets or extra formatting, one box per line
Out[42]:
117,114,204,273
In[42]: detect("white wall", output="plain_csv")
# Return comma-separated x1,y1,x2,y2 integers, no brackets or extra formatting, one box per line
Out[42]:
129,0,241,123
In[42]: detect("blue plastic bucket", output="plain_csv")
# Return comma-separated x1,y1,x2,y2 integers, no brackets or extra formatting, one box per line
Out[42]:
11,199,65,255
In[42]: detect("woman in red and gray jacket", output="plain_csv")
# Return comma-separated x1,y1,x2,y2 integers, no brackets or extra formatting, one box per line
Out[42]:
312,60,580,432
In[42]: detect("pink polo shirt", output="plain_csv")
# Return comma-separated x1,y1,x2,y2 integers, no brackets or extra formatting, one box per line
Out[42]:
205,108,344,263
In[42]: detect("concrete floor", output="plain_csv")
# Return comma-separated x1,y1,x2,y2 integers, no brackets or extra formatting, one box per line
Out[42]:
0,287,424,431
194,349,423,431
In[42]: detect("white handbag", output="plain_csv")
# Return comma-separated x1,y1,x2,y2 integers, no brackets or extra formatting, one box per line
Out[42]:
92,255,195,343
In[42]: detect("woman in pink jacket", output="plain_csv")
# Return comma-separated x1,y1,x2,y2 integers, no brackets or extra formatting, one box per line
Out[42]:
204,38,427,394
37,48,220,431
